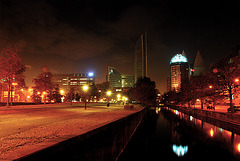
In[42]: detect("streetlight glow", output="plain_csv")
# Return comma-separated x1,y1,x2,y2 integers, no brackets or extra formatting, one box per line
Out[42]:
60,90,64,95
82,85,89,110
88,72,94,77
107,91,111,96
83,85,89,91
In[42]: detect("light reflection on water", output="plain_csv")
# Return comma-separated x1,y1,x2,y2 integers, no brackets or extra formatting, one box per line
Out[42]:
160,107,240,158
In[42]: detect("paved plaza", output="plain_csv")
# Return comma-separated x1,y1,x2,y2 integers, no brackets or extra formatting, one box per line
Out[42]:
0,103,141,161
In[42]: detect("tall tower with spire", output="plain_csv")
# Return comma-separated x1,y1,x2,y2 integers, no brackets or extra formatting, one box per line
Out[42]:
134,32,147,83
193,50,205,76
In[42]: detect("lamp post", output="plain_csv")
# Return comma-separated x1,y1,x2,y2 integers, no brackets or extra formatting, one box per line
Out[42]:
83,85,88,110
60,90,64,102
42,91,46,105
107,91,111,107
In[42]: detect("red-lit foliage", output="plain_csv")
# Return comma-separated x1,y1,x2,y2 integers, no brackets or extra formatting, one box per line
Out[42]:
0,44,26,107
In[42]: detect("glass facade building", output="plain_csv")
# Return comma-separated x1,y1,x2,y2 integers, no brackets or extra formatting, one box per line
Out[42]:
134,32,147,83
107,66,134,89
53,73,95,92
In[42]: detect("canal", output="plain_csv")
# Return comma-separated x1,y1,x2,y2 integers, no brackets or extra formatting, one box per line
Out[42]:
118,107,240,161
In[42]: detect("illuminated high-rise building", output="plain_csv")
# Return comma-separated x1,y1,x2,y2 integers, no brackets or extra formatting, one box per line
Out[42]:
53,73,95,92
107,66,122,88
107,66,134,90
134,32,147,83
169,53,190,92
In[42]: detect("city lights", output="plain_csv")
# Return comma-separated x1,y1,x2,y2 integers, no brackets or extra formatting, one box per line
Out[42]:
172,144,188,157
88,72,94,77
107,91,111,96
237,143,240,153
60,90,64,95
210,128,214,137
83,85,89,91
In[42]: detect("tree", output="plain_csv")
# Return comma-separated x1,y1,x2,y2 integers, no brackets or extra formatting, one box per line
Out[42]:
130,77,157,106
65,87,75,104
209,56,240,112
33,67,55,104
190,75,212,109
89,83,100,101
52,86,62,103
0,44,26,107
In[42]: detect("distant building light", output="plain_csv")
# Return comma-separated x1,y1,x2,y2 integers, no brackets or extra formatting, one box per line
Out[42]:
88,72,94,77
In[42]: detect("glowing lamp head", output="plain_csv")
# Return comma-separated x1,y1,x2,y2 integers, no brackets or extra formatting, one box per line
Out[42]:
88,72,94,77
107,91,111,96
237,143,240,152
60,90,64,94
235,78,239,83
83,85,88,91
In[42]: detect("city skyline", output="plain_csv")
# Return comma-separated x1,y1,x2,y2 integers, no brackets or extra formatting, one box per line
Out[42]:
0,0,240,93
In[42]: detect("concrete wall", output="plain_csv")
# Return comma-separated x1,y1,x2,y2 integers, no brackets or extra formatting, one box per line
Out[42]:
168,105,240,134
17,108,147,161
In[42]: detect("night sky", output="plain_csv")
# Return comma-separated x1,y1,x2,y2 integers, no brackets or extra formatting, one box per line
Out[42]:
0,0,240,93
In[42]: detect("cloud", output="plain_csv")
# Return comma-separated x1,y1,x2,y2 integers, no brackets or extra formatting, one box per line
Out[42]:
0,0,115,61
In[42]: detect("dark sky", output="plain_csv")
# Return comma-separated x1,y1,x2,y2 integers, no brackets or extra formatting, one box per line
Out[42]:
0,0,240,93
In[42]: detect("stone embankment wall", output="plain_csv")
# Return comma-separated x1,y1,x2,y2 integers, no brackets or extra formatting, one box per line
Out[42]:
17,108,147,161
168,105,240,134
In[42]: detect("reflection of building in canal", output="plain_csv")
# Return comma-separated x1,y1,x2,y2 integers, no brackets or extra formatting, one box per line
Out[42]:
169,107,240,157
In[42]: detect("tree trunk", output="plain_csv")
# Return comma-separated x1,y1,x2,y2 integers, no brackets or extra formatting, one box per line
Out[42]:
201,98,203,109
229,88,234,113
7,84,10,107
10,86,13,106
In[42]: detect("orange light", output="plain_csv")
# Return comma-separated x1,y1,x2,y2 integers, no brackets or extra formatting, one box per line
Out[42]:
235,78,239,83
43,92,46,95
209,85,213,89
237,143,240,152
210,128,214,137
12,82,18,86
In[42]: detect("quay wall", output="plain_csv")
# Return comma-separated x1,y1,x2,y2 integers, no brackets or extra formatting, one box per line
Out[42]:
16,108,147,161
167,105,240,134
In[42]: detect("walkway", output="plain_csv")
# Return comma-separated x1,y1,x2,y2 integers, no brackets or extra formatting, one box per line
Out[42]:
0,103,141,161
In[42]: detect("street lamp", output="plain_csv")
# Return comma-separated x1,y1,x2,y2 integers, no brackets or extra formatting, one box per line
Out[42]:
83,85,88,109
117,94,121,101
107,90,111,107
42,91,46,104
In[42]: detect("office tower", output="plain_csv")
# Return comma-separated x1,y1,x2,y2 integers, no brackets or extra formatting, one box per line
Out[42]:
170,53,190,92
107,66,134,89
193,50,205,76
53,73,95,92
107,66,122,88
134,32,147,83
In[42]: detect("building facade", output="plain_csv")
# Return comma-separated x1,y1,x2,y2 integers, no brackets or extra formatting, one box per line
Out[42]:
169,53,190,92
107,66,134,92
53,73,95,92
134,32,147,83
107,67,122,88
